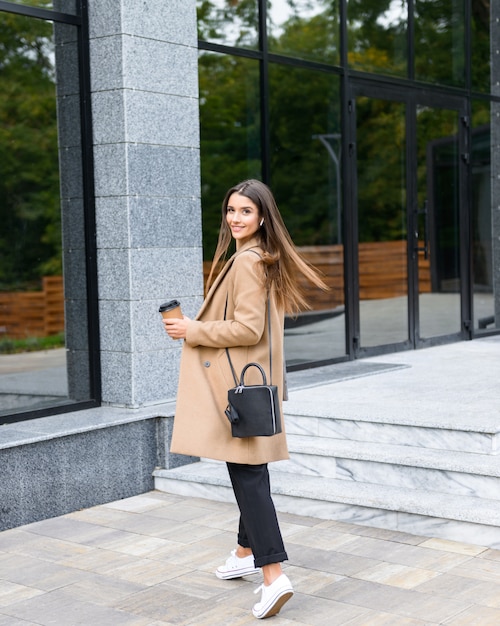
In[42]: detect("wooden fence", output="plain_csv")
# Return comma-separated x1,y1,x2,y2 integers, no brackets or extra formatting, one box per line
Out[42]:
204,241,431,310
0,276,64,339
0,242,431,338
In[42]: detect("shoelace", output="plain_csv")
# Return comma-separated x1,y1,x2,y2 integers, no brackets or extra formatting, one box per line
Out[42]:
254,584,264,595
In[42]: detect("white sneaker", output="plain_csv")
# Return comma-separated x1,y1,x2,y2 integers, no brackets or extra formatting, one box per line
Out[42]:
216,549,260,580
252,573,294,619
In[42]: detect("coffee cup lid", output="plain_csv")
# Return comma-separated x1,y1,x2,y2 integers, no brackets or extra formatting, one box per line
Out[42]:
159,300,181,313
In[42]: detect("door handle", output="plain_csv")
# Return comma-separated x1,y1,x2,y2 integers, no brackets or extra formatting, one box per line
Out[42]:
414,200,429,260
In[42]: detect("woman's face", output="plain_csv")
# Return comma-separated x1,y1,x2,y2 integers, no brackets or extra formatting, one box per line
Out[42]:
226,192,261,248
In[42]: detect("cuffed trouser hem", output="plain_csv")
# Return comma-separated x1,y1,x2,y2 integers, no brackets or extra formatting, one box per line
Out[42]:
254,551,288,568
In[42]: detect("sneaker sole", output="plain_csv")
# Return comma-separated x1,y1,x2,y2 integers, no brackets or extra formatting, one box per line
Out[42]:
215,567,260,580
253,589,294,619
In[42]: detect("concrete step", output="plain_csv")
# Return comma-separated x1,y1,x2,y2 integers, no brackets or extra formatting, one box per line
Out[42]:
279,434,500,499
284,406,500,455
153,460,500,548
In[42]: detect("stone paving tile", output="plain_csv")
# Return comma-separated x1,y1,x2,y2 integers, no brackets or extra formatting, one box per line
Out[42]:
439,579,500,609
94,532,175,556
67,505,145,528
1,493,499,625
418,537,487,557
316,577,472,622
0,529,48,553
331,535,475,572
0,589,153,625
0,616,39,626
83,510,194,539
0,580,44,608
153,520,226,544
342,610,431,625
0,552,93,591
114,584,220,623
286,542,382,577
165,508,239,534
275,592,370,626
442,605,500,625
103,557,193,586
352,562,440,589
282,564,345,594
283,525,361,551
412,572,486,598
58,547,139,574
23,516,125,545
2,534,94,563
446,556,500,584
52,572,148,607
479,548,500,562
151,537,240,570
104,494,169,513
145,501,223,524
318,520,425,546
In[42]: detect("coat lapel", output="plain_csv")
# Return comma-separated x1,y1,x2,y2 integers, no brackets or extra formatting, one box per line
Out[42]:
196,239,261,320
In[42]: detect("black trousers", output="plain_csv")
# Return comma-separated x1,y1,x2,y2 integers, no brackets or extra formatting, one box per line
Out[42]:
226,462,288,568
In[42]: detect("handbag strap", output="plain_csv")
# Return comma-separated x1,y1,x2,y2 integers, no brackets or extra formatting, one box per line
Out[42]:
224,293,272,386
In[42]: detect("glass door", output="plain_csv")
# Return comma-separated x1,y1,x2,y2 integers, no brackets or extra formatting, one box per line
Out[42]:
349,86,410,354
348,83,469,356
413,99,467,345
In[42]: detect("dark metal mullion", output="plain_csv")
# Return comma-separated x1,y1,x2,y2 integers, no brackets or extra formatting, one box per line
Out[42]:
464,0,471,92
198,40,262,60
407,0,414,81
407,95,418,346
339,0,357,358
460,105,473,338
462,0,473,337
0,1,80,23
259,0,270,184
1,400,99,425
344,91,360,357
79,0,101,402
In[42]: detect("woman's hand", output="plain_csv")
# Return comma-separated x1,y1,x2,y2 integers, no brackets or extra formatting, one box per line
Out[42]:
163,316,190,340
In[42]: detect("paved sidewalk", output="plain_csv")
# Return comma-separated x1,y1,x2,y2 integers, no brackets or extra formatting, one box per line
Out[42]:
1,491,500,625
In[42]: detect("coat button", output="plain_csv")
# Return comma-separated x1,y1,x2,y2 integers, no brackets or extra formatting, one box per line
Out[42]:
203,361,211,367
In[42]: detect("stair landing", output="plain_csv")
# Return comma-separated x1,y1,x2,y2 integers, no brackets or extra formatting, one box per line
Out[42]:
155,337,500,548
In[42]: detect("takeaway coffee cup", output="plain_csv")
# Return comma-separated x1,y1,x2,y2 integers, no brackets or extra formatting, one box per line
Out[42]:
159,299,182,319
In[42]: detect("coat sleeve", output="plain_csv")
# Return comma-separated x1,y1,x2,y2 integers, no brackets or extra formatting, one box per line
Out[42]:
185,252,266,349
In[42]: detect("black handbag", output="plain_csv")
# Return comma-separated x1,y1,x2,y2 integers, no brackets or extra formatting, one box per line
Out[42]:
224,294,282,438
225,362,282,437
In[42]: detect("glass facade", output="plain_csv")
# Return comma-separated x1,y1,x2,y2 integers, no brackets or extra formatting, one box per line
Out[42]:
0,2,97,421
268,0,340,65
347,0,407,77
197,0,500,367
414,0,466,86
1,0,499,422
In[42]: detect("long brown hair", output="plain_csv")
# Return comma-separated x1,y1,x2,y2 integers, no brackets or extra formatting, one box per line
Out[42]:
206,179,329,314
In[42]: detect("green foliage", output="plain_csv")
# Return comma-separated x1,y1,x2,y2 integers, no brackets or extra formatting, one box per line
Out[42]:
199,52,261,258
0,331,64,354
197,0,491,255
355,97,407,243
0,12,61,290
197,0,259,47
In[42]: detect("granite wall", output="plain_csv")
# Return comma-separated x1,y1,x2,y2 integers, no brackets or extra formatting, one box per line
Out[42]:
87,0,203,408
0,405,200,531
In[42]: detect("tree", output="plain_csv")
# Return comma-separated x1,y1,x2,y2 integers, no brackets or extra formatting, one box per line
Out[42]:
0,10,60,290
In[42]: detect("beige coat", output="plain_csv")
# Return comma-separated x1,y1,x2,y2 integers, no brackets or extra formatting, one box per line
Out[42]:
170,239,289,464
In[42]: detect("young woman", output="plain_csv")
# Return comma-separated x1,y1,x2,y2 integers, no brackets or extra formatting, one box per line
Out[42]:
164,179,327,619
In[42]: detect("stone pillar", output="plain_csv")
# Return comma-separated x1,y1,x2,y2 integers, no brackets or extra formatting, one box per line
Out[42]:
492,3,500,328
88,0,203,406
